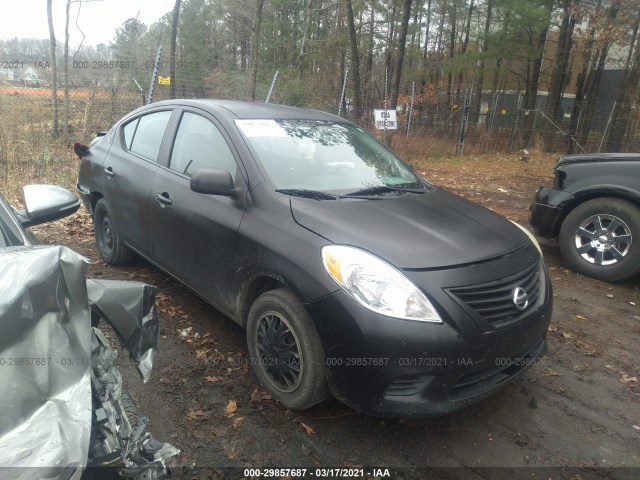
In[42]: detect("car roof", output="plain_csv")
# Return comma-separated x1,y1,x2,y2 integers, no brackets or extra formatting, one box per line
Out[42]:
150,99,345,122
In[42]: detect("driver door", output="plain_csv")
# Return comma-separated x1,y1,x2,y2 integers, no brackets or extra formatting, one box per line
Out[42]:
148,109,245,312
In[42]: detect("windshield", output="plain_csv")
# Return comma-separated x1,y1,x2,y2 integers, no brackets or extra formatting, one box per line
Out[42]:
236,119,422,193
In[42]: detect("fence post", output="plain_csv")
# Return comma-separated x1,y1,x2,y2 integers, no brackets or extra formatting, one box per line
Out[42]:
338,68,349,117
599,101,617,152
507,92,523,151
265,70,279,103
456,89,471,156
146,46,162,105
406,81,415,140
484,92,499,154
526,97,540,150
384,67,388,111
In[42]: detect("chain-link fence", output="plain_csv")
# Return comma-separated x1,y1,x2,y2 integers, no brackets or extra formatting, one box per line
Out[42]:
1,49,639,177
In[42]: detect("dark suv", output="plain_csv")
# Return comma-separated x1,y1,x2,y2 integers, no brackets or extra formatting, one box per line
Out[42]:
530,153,640,281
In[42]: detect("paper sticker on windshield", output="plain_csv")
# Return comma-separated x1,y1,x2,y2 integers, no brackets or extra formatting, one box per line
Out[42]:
235,119,287,137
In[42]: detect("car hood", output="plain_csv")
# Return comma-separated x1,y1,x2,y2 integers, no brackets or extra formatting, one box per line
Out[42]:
556,153,640,167
290,187,529,269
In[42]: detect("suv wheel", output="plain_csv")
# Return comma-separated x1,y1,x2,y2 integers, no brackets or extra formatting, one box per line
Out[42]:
93,198,136,265
559,198,640,281
246,288,329,410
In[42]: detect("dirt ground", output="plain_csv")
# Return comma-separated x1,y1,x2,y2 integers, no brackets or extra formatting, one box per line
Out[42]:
33,153,640,479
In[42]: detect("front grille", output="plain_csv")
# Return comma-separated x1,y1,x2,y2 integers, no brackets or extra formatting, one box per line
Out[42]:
448,261,542,327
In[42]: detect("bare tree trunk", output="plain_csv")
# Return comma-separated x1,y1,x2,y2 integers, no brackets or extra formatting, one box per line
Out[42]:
390,0,413,108
546,0,575,123
47,0,59,137
470,0,492,125
385,0,398,95
575,2,618,151
606,5,640,151
169,0,181,100
422,0,432,66
247,0,265,101
455,0,475,101
346,0,363,121
64,0,71,138
298,0,313,77
363,3,375,114
522,1,552,144
446,3,457,109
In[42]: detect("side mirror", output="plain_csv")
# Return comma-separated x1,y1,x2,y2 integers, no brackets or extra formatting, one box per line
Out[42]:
190,169,235,196
15,184,81,227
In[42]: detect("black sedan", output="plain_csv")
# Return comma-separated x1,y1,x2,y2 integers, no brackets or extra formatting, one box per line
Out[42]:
76,99,552,417
530,153,640,282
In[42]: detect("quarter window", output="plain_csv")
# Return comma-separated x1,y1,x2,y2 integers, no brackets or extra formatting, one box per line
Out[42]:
169,112,237,179
126,111,172,162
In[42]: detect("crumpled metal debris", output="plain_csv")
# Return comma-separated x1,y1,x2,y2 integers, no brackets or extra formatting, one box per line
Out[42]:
0,245,178,478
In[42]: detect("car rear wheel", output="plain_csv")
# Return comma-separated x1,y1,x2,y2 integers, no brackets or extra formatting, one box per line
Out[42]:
559,198,640,281
246,288,329,410
93,198,135,265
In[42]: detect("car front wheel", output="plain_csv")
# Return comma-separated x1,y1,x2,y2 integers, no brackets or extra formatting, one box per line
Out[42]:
246,288,329,410
93,198,135,265
559,198,640,281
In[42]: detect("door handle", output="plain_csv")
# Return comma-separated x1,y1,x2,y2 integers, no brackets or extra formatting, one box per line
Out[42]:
156,192,172,206
104,166,115,177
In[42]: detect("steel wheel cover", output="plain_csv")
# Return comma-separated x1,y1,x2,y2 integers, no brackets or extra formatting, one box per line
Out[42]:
253,311,303,393
99,214,114,254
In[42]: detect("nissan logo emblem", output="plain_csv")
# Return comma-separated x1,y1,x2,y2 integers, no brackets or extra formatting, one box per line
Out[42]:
512,287,529,311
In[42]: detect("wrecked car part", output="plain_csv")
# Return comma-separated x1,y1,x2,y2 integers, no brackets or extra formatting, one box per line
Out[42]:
87,279,160,383
0,245,177,478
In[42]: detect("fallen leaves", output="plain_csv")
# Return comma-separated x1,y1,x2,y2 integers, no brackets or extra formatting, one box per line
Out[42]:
225,399,238,417
186,408,209,421
300,422,315,436
204,375,221,383
196,348,210,359
232,416,245,429
250,388,273,402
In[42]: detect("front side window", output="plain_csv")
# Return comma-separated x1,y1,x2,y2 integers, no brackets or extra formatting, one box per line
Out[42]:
169,112,237,179
235,119,421,192
127,110,172,161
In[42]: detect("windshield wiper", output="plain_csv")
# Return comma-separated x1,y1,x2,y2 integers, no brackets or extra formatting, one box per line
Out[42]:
275,189,341,200
344,185,425,197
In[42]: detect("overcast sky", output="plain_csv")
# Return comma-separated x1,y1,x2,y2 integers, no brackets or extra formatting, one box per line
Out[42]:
1,0,175,46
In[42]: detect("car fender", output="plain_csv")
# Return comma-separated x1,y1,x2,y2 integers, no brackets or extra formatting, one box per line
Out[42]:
559,184,640,227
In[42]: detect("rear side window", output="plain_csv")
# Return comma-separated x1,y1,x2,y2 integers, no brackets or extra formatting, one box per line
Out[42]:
169,112,237,179
126,111,172,161
123,118,138,149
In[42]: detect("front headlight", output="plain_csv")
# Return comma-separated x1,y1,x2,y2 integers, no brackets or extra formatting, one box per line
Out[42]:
321,245,442,323
509,220,543,255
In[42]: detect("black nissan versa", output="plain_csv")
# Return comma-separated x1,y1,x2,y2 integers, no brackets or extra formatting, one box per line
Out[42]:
76,99,552,417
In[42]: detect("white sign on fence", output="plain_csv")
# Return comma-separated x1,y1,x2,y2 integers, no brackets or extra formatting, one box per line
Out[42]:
374,109,397,130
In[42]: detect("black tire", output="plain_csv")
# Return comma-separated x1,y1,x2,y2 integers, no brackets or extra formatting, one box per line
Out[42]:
246,288,329,410
559,197,640,281
93,198,136,265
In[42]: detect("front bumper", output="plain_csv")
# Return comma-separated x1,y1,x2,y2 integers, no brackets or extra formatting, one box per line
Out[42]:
306,248,553,418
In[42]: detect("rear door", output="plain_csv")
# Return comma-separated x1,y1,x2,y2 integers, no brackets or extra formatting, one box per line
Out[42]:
101,108,175,255
149,108,246,312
